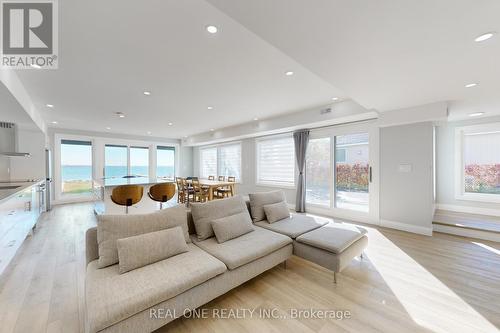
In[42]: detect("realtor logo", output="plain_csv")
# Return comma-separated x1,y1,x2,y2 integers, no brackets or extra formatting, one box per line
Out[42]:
1,0,58,69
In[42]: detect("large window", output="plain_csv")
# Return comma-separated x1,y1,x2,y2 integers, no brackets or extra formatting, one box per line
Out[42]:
457,124,500,202
200,144,241,180
60,140,93,195
256,136,295,186
335,133,369,212
219,144,241,179
130,146,149,176
200,147,217,179
306,138,331,206
105,145,128,178
157,146,175,180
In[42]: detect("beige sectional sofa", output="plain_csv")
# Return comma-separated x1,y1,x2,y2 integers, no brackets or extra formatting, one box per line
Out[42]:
85,191,367,333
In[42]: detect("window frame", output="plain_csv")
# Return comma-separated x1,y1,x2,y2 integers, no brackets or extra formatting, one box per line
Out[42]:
199,142,242,181
54,134,95,202
156,145,176,180
454,122,500,203
255,134,296,188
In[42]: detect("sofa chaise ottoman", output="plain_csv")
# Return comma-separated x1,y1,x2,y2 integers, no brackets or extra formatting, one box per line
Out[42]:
246,190,368,283
293,222,368,283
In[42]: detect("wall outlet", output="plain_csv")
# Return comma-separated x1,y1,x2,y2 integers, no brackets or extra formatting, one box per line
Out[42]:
398,164,412,173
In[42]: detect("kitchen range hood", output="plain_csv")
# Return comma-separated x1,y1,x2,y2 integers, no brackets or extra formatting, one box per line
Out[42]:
0,122,31,157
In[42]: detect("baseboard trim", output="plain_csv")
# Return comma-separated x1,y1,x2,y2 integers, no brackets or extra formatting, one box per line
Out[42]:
433,224,500,242
436,204,500,217
380,219,433,236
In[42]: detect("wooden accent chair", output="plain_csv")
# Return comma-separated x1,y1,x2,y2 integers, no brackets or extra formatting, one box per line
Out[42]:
111,185,143,214
148,183,176,209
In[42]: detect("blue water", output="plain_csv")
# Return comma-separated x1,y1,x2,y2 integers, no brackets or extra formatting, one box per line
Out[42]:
61,165,174,181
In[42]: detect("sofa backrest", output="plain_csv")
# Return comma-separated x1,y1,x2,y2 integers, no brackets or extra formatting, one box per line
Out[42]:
86,199,252,268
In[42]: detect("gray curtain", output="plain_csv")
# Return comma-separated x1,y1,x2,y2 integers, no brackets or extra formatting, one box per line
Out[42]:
293,130,310,212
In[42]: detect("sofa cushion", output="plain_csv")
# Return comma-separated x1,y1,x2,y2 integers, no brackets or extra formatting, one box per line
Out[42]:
192,227,292,270
263,201,290,223
248,190,286,222
255,214,329,239
190,195,247,241
97,205,190,268
296,223,368,254
117,227,189,274
86,243,226,333
211,211,254,243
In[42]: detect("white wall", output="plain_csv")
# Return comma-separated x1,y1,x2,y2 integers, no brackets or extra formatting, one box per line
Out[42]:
193,138,297,205
0,157,9,180
9,128,46,181
435,115,500,215
379,122,434,235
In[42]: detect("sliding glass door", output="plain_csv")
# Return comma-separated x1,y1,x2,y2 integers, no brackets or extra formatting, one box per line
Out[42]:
335,133,369,212
306,124,379,222
306,138,331,206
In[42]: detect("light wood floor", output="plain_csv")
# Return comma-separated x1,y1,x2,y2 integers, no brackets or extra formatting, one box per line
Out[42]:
0,203,499,333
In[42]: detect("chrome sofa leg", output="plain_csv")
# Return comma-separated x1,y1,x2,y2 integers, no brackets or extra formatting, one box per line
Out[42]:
360,252,364,259
283,260,287,270
333,272,337,284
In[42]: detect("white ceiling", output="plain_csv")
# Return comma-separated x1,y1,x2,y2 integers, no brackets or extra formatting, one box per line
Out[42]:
0,83,37,129
208,0,500,118
12,0,500,138
15,0,342,138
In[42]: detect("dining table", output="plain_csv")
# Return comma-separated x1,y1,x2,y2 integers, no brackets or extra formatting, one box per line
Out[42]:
192,179,237,201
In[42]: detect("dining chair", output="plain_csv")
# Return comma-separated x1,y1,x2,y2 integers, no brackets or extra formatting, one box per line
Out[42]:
111,185,143,214
208,175,215,180
191,178,208,203
218,176,225,181
182,178,195,205
175,177,186,203
215,176,234,198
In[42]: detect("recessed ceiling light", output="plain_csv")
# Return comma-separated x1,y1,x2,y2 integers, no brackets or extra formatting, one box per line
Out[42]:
106,126,111,130
51,121,58,124
143,91,151,96
465,83,478,88
207,106,214,110
115,112,125,118
168,122,173,126
475,32,496,42
331,97,339,101
147,131,152,135
210,128,214,131
253,117,259,121
469,112,484,117
183,136,188,138
30,64,41,69
285,71,294,76
46,104,54,108
206,25,218,34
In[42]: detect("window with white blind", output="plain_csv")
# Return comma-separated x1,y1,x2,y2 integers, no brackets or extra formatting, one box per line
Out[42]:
219,144,241,180
256,135,295,186
200,147,217,179
199,144,242,180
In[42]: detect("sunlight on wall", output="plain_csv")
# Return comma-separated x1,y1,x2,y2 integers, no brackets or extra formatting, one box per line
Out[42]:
365,229,498,333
